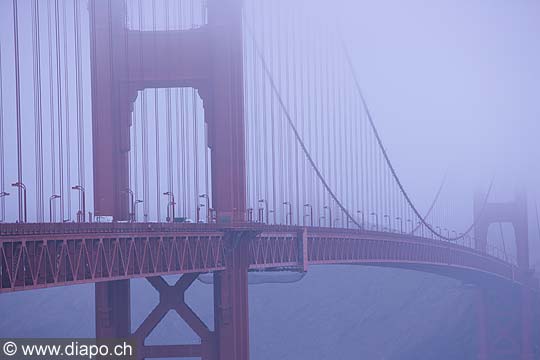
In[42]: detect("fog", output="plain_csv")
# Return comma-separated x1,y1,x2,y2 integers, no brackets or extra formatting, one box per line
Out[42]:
0,0,539,358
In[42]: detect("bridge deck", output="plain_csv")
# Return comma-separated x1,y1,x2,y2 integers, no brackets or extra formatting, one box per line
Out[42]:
0,223,522,293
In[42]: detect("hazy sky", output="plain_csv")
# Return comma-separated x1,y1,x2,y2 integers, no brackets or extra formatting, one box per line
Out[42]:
338,0,540,201
0,0,538,253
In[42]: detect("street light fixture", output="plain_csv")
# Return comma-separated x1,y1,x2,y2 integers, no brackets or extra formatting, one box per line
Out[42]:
163,191,176,222
134,200,143,222
283,202,292,225
71,185,85,222
258,199,269,224
0,192,9,223
383,214,391,232
304,204,313,227
370,212,378,231
324,206,332,228
123,189,135,222
357,210,365,230
199,194,210,222
49,194,61,223
246,208,254,222
12,182,27,223
396,216,403,234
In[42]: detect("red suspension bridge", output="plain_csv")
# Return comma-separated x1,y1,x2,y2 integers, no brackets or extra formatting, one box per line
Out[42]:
0,0,538,359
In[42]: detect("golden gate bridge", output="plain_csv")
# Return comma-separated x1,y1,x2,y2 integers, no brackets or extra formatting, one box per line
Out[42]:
0,0,537,359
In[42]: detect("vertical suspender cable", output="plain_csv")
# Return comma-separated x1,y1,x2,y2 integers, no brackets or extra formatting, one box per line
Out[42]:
260,0,269,223
48,0,57,222
12,0,24,222
32,0,44,222
139,0,149,221
203,0,210,220
0,39,5,221
269,0,277,224
74,0,85,215
292,3,300,225
191,0,199,220
54,0,65,221
152,0,161,221
165,0,173,203
175,1,187,216
62,0,71,220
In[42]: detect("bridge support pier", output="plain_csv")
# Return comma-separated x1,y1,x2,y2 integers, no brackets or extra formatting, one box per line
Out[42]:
95,280,131,339
94,232,252,360
213,233,251,360
475,286,488,360
473,191,534,360
474,282,535,360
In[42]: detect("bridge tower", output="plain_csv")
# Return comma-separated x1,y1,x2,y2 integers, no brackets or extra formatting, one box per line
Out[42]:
473,191,535,360
89,0,249,358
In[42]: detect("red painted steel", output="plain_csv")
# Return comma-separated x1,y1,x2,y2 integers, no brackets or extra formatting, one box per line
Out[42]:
1,223,529,292
3,0,537,357
0,228,225,293
134,274,217,359
89,0,130,220
89,0,247,224
0,223,537,359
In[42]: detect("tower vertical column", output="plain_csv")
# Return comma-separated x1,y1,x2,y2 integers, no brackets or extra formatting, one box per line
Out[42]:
90,0,132,343
89,0,130,220
473,191,532,359
206,0,246,224
95,280,131,339
214,232,251,360
206,0,250,356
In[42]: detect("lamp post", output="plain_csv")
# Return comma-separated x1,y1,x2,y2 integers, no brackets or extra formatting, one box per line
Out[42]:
370,212,378,231
357,210,365,230
11,182,27,223
123,189,135,222
246,208,254,222
383,214,391,232
324,206,332,228
283,202,292,225
304,204,313,226
406,219,413,234
71,185,85,222
199,194,210,222
200,204,206,222
396,217,403,234
163,191,175,222
257,207,264,223
417,221,423,237
258,199,269,224
49,194,61,223
134,200,143,222
0,192,9,223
